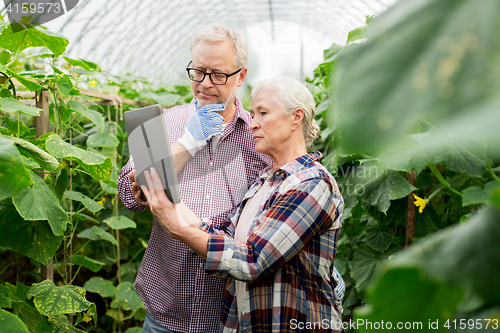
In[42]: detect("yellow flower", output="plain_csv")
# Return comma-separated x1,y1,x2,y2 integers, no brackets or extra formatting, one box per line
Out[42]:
97,200,104,206
101,197,106,203
83,315,93,323
413,194,428,213
60,161,67,169
89,80,97,87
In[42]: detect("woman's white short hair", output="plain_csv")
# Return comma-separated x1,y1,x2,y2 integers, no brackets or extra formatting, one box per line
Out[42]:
190,23,248,69
252,77,320,149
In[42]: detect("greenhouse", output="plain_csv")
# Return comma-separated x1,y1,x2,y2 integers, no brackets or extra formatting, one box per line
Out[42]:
0,0,499,332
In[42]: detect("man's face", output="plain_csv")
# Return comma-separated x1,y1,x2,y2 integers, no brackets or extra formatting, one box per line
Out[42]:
190,39,246,108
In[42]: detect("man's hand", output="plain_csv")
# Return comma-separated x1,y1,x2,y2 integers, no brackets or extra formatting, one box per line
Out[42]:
177,103,225,156
128,170,149,207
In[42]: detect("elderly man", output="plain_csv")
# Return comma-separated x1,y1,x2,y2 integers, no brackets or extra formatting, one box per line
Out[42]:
118,23,270,333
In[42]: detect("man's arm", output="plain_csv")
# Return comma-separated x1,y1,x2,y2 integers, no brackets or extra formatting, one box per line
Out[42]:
172,142,192,175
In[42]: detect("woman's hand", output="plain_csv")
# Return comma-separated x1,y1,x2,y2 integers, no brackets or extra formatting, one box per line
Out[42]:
141,167,199,238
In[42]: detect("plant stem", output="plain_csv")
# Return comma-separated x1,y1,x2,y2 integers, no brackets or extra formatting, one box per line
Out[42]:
427,162,463,197
6,30,28,68
487,160,500,182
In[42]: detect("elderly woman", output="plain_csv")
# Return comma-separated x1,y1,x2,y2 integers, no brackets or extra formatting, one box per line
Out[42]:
141,77,344,333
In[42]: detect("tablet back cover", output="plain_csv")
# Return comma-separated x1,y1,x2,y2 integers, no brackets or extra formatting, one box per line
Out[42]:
124,104,181,204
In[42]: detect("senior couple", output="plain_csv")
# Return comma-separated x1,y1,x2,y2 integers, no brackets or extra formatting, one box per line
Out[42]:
118,23,344,333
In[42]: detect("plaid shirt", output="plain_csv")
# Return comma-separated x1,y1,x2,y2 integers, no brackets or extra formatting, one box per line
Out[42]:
201,152,344,333
118,98,270,333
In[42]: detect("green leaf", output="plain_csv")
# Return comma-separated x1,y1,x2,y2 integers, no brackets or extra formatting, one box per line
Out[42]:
0,97,42,116
125,328,143,333
347,26,367,44
33,318,54,333
394,206,500,303
57,75,73,99
355,267,464,333
104,215,137,230
333,0,500,155
365,227,394,252
0,137,32,201
62,56,91,70
6,136,59,171
445,145,486,177
7,282,43,331
0,201,63,266
77,227,102,241
27,280,91,317
72,255,105,273
358,170,417,213
349,246,381,292
91,226,118,246
49,315,85,333
0,24,68,56
0,50,10,65
83,277,116,297
4,117,30,137
12,172,68,236
140,91,179,106
0,309,30,333
463,186,490,206
0,284,11,308
9,72,42,92
64,191,104,214
115,282,142,312
67,101,105,132
86,132,120,148
46,134,112,181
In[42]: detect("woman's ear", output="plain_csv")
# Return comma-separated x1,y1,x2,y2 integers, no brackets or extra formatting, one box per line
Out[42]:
292,108,305,130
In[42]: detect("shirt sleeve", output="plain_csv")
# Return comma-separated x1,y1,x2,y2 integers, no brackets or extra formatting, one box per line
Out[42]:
204,177,340,282
117,157,147,212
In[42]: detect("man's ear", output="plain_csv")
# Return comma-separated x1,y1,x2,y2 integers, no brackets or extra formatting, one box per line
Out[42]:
237,68,248,87
292,108,305,130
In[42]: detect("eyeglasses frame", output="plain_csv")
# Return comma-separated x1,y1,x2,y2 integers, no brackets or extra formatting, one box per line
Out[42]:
186,61,242,85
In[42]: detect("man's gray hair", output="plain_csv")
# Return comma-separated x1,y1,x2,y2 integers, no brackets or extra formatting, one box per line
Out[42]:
252,77,320,149
190,23,248,69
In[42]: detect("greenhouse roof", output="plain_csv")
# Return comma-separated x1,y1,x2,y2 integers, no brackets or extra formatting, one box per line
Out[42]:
5,0,397,85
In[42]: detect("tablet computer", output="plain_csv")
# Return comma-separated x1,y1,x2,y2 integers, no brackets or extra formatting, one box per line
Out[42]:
124,104,181,204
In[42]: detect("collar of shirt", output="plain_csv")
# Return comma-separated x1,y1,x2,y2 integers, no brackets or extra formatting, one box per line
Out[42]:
243,151,323,200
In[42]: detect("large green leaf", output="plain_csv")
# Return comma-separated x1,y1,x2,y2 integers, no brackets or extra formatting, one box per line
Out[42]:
0,23,69,56
333,0,500,156
394,206,500,303
3,117,30,137
365,227,394,252
64,191,104,214
6,136,59,171
57,75,73,99
355,267,465,332
12,172,68,236
104,215,137,230
358,170,417,213
444,144,486,177
0,97,42,116
115,282,142,312
86,132,120,148
45,134,112,181
0,201,63,266
0,309,30,333
27,280,91,317
349,246,381,292
6,282,43,331
0,284,11,308
0,137,32,200
83,277,116,298
72,255,105,273
67,101,105,132
91,226,118,246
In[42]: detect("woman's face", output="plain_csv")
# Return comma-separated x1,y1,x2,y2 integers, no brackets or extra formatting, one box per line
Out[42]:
249,89,295,159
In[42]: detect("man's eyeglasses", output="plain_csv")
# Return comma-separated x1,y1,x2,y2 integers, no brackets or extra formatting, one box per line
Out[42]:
186,61,242,85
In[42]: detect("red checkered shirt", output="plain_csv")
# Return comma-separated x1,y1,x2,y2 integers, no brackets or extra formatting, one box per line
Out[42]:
117,98,271,333
201,152,344,333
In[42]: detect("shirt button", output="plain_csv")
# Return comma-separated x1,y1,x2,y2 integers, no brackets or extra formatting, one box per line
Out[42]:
206,195,210,200
209,161,213,166
199,262,204,268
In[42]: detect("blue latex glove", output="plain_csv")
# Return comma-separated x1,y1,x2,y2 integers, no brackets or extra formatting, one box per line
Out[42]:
332,266,345,315
177,102,225,156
